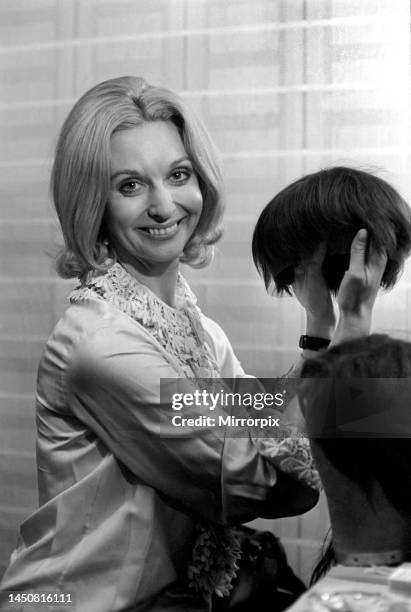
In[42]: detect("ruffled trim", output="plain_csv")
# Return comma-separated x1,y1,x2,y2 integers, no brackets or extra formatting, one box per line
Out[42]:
256,436,322,491
69,263,220,379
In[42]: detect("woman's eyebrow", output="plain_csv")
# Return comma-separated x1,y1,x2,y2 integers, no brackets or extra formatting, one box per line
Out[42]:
111,157,192,181
110,169,143,181
169,156,191,166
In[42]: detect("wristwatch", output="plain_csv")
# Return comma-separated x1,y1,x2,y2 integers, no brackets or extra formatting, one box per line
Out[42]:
299,335,331,351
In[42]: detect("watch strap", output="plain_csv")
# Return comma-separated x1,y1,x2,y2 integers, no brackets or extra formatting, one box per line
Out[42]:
299,335,331,351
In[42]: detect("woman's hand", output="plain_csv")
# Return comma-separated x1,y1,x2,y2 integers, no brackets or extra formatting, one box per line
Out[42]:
331,229,387,345
293,242,336,338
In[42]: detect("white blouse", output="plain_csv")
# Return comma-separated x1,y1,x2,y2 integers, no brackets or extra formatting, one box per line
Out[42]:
0,263,319,612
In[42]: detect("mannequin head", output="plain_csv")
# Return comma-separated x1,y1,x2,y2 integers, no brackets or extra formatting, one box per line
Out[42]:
300,335,411,561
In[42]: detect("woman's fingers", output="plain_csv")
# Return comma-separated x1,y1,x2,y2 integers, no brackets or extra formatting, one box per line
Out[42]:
367,241,388,284
292,242,335,332
347,229,368,276
348,228,387,284
336,229,387,319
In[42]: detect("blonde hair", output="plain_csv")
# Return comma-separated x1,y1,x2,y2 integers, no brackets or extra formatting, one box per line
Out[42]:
51,76,225,278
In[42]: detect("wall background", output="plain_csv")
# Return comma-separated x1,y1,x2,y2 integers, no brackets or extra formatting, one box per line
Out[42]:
1,0,410,584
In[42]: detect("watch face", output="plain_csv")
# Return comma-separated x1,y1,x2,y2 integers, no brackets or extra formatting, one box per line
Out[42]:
299,336,310,349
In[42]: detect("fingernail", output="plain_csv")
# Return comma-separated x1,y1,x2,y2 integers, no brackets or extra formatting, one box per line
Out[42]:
358,229,367,240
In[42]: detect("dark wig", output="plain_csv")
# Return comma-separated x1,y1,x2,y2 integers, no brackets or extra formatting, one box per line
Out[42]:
252,167,411,294
300,334,411,517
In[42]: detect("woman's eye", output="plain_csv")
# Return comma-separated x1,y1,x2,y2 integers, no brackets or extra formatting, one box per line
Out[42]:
170,168,191,184
119,181,142,195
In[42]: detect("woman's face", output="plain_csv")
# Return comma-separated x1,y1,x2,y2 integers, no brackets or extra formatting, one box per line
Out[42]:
105,120,203,272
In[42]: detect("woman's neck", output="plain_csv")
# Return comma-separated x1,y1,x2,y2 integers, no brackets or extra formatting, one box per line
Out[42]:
328,483,411,565
120,259,180,307
312,443,411,567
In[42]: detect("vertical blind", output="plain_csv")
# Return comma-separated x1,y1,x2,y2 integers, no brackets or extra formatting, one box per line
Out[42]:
0,0,410,581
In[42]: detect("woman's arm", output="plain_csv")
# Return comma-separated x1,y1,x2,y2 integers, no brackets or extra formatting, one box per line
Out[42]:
293,241,336,342
66,325,318,525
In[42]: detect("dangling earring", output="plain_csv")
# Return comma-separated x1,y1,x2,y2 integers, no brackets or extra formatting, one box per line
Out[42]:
101,238,114,267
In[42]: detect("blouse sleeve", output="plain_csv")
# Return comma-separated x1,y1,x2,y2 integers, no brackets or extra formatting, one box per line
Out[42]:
201,315,247,377
66,323,319,525
200,313,321,514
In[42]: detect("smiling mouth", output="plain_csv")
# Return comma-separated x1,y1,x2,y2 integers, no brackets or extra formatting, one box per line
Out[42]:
139,218,185,237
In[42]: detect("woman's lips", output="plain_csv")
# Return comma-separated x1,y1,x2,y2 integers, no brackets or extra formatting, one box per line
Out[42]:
138,217,185,237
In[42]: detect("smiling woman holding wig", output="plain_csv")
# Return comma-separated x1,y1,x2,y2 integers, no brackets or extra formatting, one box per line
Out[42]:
0,77,387,612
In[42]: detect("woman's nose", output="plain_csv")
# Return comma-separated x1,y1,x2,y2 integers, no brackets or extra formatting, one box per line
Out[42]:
147,185,175,220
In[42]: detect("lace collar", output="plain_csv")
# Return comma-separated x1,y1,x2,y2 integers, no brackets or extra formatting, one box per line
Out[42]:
69,263,220,378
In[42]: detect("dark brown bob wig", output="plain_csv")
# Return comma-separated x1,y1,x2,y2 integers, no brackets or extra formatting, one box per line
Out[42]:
252,166,411,294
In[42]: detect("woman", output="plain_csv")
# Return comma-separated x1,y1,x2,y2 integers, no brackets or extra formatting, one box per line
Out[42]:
0,76,386,612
